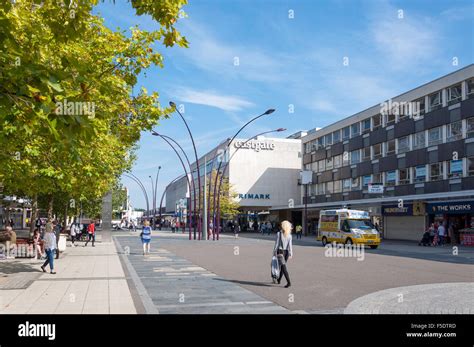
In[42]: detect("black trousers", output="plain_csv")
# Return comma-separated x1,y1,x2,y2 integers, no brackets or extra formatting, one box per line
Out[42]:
278,250,291,284
84,234,95,246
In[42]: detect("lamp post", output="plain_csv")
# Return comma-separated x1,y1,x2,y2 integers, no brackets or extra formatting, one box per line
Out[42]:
214,127,285,240
158,173,186,231
211,109,276,238
169,101,203,240
153,166,161,230
123,173,150,222
151,130,194,240
149,175,155,229
151,131,198,239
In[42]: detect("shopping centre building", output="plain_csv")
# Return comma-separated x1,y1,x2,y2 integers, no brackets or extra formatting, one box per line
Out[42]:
165,134,304,227
272,65,474,243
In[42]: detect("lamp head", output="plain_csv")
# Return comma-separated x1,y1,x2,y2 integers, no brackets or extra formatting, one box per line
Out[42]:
151,130,159,136
264,109,275,115
277,128,286,132
169,101,176,108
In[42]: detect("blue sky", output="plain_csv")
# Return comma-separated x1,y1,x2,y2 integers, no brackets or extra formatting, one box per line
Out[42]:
94,0,474,210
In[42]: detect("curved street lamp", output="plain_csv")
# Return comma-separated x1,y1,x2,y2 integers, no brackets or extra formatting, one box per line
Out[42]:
211,109,276,238
152,131,198,239
151,129,194,239
123,173,150,221
158,173,186,231
169,101,203,239
214,127,286,240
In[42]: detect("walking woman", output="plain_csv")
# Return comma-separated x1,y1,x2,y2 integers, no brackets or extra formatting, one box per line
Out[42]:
141,220,152,255
40,225,57,274
273,220,293,288
33,228,45,260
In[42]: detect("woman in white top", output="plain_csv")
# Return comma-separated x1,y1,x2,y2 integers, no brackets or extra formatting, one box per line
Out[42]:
273,220,293,288
41,224,57,274
70,223,77,247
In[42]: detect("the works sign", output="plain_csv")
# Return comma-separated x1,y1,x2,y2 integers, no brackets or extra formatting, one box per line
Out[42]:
427,202,473,214
234,140,275,152
238,193,271,200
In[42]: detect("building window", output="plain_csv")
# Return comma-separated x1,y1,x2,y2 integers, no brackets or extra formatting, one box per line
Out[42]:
334,154,342,168
468,79,474,99
362,147,371,162
326,181,334,194
318,183,325,195
351,123,360,137
448,159,463,178
342,126,350,140
304,163,311,171
351,150,360,164
362,118,371,133
334,180,342,193
429,91,442,111
325,133,333,146
311,161,318,171
397,136,410,154
373,143,382,159
468,117,474,139
415,165,426,182
326,157,333,170
333,130,341,144
317,137,324,149
385,171,396,186
468,157,474,176
447,121,463,142
372,173,382,183
399,168,411,184
447,84,462,105
430,162,443,181
305,142,312,154
351,177,360,190
413,131,426,150
310,184,317,196
385,113,395,126
372,114,382,130
386,139,396,156
362,175,372,188
428,126,443,146
343,179,351,192
318,159,325,172
413,97,425,117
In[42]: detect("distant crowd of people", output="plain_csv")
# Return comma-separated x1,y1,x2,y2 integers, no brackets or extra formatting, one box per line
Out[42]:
418,220,460,247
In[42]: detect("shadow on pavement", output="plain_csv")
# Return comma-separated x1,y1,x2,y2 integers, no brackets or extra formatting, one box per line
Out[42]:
213,278,275,288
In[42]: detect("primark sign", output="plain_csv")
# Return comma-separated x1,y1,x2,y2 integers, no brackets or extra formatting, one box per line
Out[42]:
238,193,271,200
234,140,275,152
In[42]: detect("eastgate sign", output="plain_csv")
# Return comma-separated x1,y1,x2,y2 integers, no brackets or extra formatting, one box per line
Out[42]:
234,140,275,152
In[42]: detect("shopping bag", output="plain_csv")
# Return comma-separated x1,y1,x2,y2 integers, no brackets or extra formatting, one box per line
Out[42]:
271,255,280,282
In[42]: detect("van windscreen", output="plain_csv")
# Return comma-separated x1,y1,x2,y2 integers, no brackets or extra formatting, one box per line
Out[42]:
347,219,374,229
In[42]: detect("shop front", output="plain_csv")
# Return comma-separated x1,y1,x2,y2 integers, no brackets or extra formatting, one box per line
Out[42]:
382,203,426,241
427,201,474,246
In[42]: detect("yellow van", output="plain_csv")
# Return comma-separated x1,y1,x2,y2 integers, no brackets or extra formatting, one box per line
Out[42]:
317,209,381,249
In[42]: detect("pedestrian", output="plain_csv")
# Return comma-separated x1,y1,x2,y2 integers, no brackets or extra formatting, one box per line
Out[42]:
273,220,293,288
141,220,152,255
438,222,446,246
209,221,213,239
33,228,45,260
295,224,303,239
266,221,272,235
70,222,77,247
234,223,240,239
428,223,435,245
84,220,95,247
41,226,57,274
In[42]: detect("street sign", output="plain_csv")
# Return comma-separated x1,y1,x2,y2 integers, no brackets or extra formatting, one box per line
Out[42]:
368,183,384,194
300,170,313,185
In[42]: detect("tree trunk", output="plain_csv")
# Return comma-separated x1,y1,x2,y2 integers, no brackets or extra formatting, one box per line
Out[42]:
47,195,54,220
29,194,38,239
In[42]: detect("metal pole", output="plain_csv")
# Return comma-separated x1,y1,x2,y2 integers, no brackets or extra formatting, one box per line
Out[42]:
123,173,150,222
203,155,208,240
154,166,161,230
149,176,155,229
304,184,308,236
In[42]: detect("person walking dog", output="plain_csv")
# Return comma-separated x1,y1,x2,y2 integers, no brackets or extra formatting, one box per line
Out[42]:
273,220,293,288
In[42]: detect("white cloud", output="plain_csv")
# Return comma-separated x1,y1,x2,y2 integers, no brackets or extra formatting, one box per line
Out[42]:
174,88,255,112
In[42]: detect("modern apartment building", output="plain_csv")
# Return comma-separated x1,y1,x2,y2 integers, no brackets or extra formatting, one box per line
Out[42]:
273,65,474,242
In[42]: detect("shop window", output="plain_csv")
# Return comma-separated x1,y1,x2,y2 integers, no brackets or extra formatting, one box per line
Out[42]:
362,118,371,133
351,150,360,164
429,90,442,111
397,136,410,154
415,165,426,182
386,139,396,156
447,84,462,105
373,143,382,159
428,126,443,146
351,123,360,137
399,168,411,184
413,131,426,150
351,177,360,190
468,79,474,99
385,170,396,186
372,114,382,130
447,121,463,142
429,162,444,181
342,126,350,140
468,157,474,176
333,130,341,144
448,159,463,178
362,175,372,187
334,180,342,193
325,133,333,146
467,117,474,139
362,147,371,162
